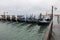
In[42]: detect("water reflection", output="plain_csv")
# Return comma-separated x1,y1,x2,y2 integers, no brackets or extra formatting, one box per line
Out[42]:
57,16,60,24
53,16,60,24
38,25,48,33
26,24,35,30
26,24,36,32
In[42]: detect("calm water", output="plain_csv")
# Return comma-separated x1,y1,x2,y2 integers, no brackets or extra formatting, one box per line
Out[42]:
0,16,59,40
53,16,60,25
0,21,48,40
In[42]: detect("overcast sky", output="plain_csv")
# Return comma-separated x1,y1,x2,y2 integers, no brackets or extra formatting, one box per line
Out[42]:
0,0,60,15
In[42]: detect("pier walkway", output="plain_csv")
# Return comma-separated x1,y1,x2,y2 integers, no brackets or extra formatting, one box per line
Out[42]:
50,24,60,40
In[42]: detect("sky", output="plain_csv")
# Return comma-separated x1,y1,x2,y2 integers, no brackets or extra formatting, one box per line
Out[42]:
0,0,60,15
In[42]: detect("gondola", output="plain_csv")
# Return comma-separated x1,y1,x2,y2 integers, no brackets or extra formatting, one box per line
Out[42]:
38,17,51,25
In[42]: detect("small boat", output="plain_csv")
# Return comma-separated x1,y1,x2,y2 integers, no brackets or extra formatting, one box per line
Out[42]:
1,18,6,21
1,15,6,21
26,17,37,23
6,15,11,21
38,17,51,25
17,15,25,22
11,15,16,22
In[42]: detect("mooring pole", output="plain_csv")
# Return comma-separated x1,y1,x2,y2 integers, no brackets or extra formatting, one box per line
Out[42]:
4,12,5,19
51,6,53,20
57,16,59,24
50,6,53,38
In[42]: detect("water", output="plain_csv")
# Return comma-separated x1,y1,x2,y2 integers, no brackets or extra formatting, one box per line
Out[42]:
53,16,60,25
0,21,48,40
0,16,59,40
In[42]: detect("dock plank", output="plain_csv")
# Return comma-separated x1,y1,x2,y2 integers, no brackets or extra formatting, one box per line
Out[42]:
50,24,60,40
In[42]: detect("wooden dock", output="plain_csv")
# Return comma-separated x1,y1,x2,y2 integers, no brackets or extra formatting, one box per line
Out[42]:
42,20,60,40
43,20,53,40
50,24,60,40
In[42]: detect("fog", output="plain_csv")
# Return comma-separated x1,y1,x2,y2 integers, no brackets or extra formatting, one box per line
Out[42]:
0,0,60,15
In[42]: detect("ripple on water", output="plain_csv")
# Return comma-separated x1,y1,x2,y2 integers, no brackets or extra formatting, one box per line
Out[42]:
0,21,47,40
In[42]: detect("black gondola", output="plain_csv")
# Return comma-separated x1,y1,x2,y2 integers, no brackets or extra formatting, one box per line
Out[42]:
6,15,11,21
1,15,6,21
17,15,25,22
11,15,16,22
38,17,51,25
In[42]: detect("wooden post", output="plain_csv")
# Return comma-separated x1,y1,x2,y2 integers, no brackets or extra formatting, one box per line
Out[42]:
57,16,59,24
51,6,53,20
4,12,5,19
50,6,53,39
